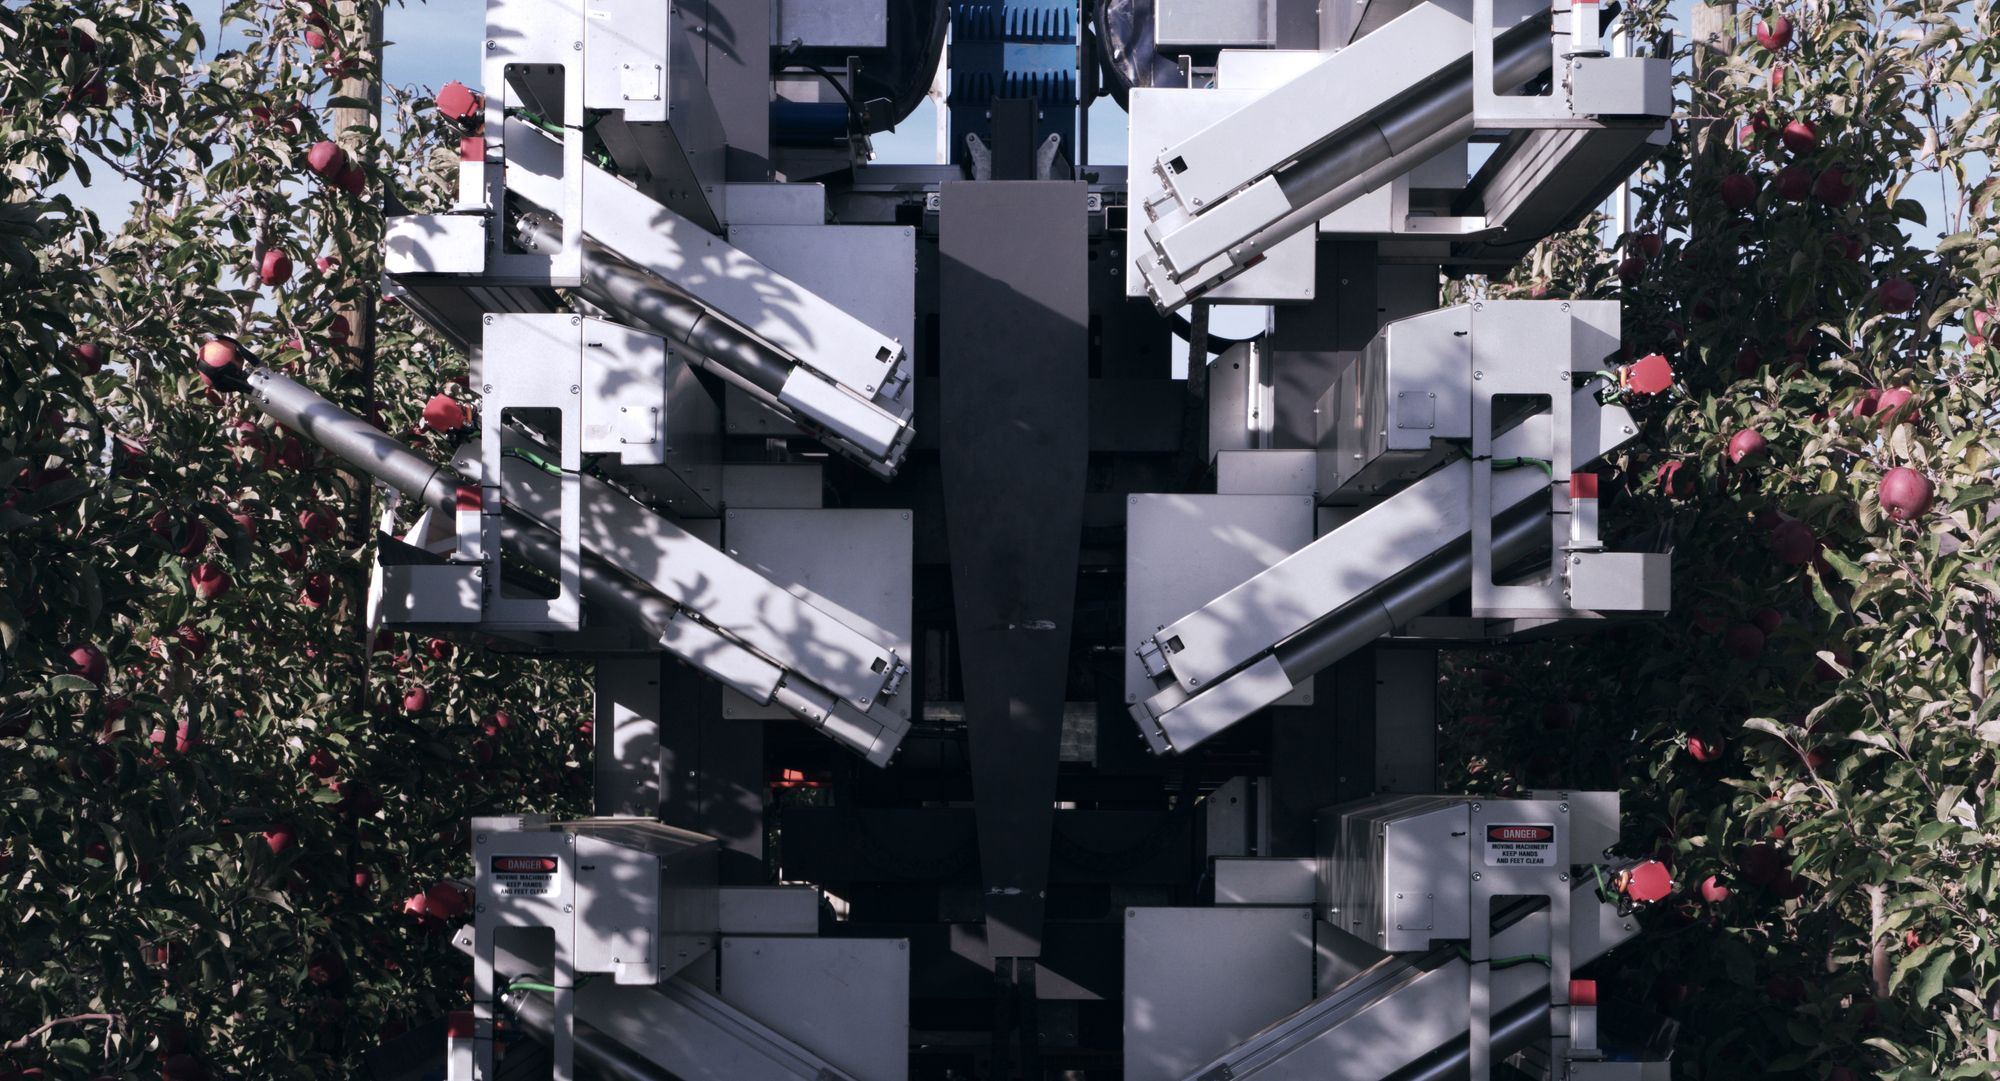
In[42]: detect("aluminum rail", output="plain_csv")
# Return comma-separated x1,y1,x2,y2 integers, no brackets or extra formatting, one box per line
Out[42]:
223,356,909,765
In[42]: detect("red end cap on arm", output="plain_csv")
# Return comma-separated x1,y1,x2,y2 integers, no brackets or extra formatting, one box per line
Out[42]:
1623,859,1674,903
1569,979,1598,1006
1620,353,1674,395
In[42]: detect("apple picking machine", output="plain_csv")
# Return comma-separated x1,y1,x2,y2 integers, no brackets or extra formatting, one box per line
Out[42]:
203,0,1687,1075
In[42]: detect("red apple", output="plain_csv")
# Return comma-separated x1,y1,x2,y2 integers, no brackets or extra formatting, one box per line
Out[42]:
307,950,346,985
306,140,348,180
1724,623,1765,660
1874,387,1914,422
1740,841,1783,885
1779,119,1817,153
231,511,259,542
1655,459,1694,499
1750,607,1784,635
352,868,374,891
305,749,339,777
298,508,339,541
1802,748,1830,773
422,393,469,432
69,341,110,374
263,824,296,856
299,572,331,609
1699,875,1730,903
1879,466,1934,522
1732,346,1762,377
1616,255,1646,283
1878,277,1918,314
1719,173,1757,209
335,162,366,195
198,337,240,370
402,890,431,918
190,561,231,600
1755,14,1793,49
259,248,293,288
172,624,209,661
67,643,109,683
1768,519,1819,565
1848,386,1884,418
402,685,431,713
1688,735,1724,763
1812,166,1853,205
1774,163,1811,201
1727,428,1768,464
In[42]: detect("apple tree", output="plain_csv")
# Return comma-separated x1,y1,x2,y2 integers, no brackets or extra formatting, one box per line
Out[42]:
1442,0,2000,1075
0,1,593,1076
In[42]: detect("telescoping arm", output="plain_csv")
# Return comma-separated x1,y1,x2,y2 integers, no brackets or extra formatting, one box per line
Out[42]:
1133,0,1666,312
199,340,911,765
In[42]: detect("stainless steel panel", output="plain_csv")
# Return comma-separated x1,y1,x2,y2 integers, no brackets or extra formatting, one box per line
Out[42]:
1123,906,1315,1081
720,509,914,721
1216,857,1318,905
1570,551,1671,612
721,463,824,508
1157,0,1277,46
724,182,827,226
1125,494,1313,708
719,937,910,1081
727,224,919,436
717,886,820,935
384,214,487,275
773,0,888,48
1217,449,1318,497
1571,56,1673,117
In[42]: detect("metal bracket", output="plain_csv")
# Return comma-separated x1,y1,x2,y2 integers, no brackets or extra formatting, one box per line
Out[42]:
1469,303,1575,618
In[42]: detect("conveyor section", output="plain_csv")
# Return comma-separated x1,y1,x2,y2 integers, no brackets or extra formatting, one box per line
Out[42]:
1180,881,1641,1081
222,361,911,765
1130,382,1639,754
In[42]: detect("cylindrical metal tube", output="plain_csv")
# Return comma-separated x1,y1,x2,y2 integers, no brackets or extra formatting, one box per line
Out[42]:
513,212,793,396
244,366,681,645
1275,508,1547,680
247,367,462,512
1386,992,1551,1081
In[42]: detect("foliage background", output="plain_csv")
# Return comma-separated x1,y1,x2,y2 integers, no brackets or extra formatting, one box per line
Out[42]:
1,0,1997,1076
0,2,591,1077
1443,0,2000,1075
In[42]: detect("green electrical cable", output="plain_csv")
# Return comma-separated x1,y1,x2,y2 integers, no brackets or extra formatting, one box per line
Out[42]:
1454,945,1553,969
1491,457,1555,477
502,447,564,477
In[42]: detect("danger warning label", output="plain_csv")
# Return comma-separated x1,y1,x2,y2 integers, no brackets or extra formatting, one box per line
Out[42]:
491,855,559,897
1483,824,1556,866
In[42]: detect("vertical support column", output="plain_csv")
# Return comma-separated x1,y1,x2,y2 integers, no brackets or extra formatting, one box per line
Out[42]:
659,665,767,882
593,656,664,817
694,0,772,180
937,181,1090,962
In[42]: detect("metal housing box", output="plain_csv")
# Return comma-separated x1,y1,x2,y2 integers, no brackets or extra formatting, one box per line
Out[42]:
379,563,484,624
579,322,722,517
718,936,910,1081
474,817,719,985
1123,906,1315,1081
1157,0,1278,46
1317,305,1472,500
1215,857,1318,905
384,214,487,275
1316,796,1471,952
773,0,889,48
